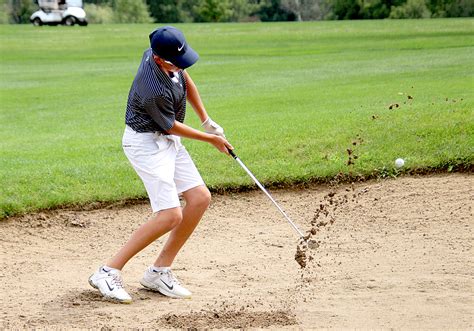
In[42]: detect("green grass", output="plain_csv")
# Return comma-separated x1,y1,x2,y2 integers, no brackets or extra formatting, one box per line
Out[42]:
1,19,473,218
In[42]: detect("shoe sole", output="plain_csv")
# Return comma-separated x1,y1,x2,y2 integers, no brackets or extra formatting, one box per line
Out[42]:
140,279,191,299
88,274,132,304
88,275,98,289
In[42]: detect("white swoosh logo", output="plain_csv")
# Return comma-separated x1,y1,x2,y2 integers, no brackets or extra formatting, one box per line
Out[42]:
178,43,185,51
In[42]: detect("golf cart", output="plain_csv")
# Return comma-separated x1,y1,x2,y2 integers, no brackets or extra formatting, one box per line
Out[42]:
30,0,88,26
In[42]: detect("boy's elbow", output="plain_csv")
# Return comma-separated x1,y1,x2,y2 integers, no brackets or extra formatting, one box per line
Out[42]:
166,121,178,134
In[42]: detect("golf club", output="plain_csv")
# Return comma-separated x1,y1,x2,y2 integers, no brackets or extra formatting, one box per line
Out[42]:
228,149,306,241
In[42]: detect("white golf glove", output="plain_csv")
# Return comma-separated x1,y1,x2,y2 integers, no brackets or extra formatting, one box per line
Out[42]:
201,117,225,138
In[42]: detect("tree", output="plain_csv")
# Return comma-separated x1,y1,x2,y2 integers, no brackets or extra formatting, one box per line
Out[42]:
227,0,261,21
112,0,153,23
192,0,233,22
445,0,474,16
389,0,432,18
0,0,10,23
428,0,474,17
332,0,362,19
7,0,35,23
281,0,333,20
281,0,302,20
146,0,181,23
83,3,114,23
256,0,296,21
358,0,405,19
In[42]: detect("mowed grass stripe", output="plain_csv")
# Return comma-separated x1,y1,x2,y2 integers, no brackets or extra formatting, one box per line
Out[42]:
0,19,473,218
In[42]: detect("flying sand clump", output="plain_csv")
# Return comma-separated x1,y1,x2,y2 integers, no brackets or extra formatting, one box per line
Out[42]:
294,184,368,268
294,190,339,268
295,135,367,268
294,245,307,268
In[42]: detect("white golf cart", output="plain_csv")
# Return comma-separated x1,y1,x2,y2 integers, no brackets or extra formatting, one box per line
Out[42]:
30,0,88,26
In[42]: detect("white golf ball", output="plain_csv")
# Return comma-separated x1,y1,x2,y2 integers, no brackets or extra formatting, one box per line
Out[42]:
395,158,405,168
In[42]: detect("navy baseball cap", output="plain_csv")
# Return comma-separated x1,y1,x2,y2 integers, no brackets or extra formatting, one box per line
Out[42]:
149,26,199,69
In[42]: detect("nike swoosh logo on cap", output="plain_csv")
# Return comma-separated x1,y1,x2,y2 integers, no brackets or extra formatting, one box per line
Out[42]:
178,43,185,51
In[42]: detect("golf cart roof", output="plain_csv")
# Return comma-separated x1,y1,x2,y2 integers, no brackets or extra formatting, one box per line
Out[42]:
66,0,83,7
36,0,83,9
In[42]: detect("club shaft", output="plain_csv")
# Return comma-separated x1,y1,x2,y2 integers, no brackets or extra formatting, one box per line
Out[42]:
230,151,305,239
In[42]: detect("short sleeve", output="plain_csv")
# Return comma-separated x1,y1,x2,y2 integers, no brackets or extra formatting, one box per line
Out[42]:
143,94,176,132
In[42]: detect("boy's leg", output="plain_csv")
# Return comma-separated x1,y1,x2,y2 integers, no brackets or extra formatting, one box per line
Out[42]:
154,185,211,267
106,207,183,270
89,207,181,304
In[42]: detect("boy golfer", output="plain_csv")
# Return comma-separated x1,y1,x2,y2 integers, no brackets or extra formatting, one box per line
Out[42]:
89,26,233,303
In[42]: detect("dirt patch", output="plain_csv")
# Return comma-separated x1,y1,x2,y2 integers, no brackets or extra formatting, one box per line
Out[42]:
16,211,91,228
158,310,297,329
0,173,472,329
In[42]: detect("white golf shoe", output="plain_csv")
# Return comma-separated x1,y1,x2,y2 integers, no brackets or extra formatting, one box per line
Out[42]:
140,266,192,299
88,266,132,304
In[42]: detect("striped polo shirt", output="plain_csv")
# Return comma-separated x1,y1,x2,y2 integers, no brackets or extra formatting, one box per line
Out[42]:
125,48,187,133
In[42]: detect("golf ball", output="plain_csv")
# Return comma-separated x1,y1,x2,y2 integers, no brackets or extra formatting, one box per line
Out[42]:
395,158,405,168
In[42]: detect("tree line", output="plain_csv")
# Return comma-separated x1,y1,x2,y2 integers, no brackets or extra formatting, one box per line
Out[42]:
1,0,472,24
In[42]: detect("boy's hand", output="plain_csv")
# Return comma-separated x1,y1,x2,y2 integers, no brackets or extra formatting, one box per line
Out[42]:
202,117,225,138
210,135,233,155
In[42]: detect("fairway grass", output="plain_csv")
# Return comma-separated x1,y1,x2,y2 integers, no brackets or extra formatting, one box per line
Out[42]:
1,19,473,218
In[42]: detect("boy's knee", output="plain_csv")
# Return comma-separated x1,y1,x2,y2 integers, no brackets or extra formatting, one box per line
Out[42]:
202,188,212,207
193,187,211,209
152,208,182,229
167,210,183,229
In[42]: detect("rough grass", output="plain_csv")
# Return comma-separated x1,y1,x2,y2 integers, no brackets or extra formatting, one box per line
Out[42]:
0,19,473,218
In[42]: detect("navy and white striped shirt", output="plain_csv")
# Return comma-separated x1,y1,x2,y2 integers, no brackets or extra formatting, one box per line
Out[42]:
125,48,187,133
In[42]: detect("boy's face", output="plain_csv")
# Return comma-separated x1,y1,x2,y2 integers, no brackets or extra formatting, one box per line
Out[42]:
153,54,181,73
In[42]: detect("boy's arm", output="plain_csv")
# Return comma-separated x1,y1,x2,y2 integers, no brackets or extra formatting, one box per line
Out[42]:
183,70,208,122
167,120,232,154
184,70,225,137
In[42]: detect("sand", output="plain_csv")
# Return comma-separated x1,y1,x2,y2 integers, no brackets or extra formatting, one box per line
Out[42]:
0,173,472,329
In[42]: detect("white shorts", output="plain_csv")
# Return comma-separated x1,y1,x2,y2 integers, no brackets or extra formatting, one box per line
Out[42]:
122,125,205,213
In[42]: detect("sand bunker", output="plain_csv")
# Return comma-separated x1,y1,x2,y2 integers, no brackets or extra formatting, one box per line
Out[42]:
0,173,472,329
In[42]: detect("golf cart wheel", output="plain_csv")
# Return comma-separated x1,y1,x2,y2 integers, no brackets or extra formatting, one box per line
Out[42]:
64,16,76,26
32,18,43,26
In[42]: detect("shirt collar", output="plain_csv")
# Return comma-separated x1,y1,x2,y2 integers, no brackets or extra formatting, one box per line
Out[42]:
148,48,181,89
